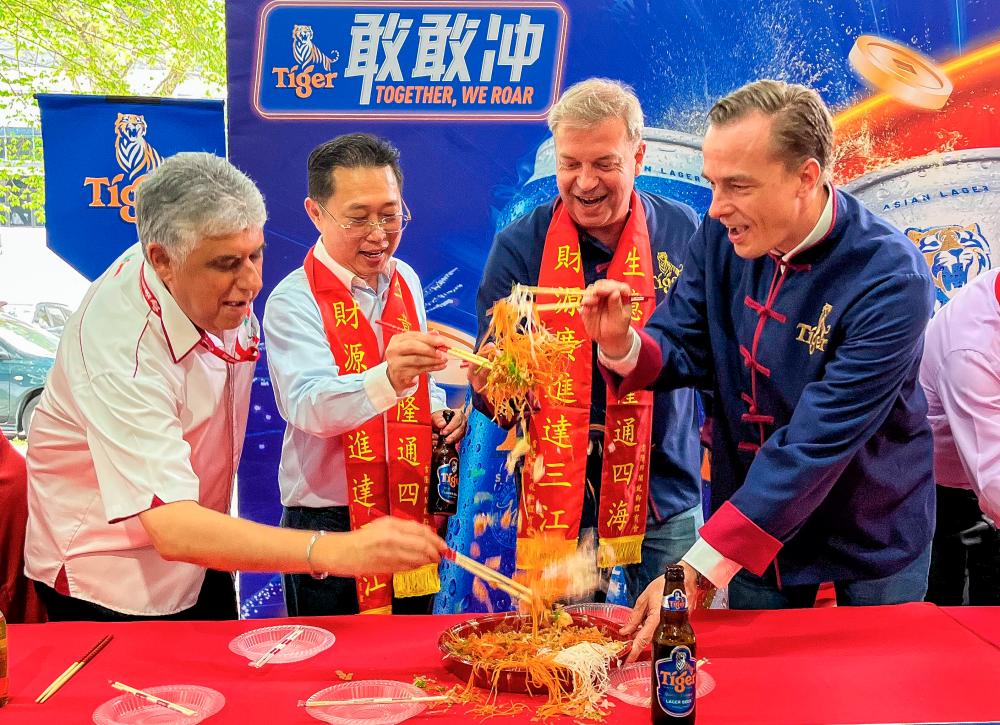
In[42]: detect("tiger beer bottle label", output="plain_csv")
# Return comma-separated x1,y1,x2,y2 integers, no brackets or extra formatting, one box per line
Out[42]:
655,645,696,717
662,588,688,611
436,459,458,504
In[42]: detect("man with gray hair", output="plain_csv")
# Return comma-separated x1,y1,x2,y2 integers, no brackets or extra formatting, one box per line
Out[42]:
582,80,935,650
24,152,445,620
470,78,703,603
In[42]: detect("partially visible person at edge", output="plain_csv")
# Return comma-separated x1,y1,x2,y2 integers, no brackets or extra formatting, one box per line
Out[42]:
580,80,936,660
920,267,1000,605
469,78,703,602
264,133,467,616
23,152,445,621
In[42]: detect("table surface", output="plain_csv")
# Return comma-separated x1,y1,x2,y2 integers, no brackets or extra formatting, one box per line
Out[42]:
3,603,1000,724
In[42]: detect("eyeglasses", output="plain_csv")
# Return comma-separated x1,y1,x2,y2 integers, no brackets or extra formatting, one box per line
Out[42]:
313,198,411,239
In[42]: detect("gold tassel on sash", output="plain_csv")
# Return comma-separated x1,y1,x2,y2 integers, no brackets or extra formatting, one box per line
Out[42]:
597,534,645,569
392,563,441,598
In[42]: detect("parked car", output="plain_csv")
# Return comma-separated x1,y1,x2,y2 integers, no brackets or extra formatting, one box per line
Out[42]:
0,301,73,336
0,313,57,438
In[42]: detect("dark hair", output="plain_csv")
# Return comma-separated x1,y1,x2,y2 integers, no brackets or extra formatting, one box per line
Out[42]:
307,133,404,201
708,79,833,181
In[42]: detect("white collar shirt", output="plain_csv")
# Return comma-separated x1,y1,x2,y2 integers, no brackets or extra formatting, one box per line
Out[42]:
263,240,447,508
24,243,257,616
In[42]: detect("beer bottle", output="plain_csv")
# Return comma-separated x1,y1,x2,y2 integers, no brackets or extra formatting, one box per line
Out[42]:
652,565,696,723
0,608,8,708
427,410,459,516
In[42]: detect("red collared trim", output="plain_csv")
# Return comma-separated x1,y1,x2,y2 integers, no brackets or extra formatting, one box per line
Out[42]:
741,413,774,424
139,263,199,363
139,263,258,364
699,501,782,576
737,441,760,454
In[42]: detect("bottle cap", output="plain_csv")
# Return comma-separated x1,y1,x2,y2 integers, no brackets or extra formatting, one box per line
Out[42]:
664,564,684,579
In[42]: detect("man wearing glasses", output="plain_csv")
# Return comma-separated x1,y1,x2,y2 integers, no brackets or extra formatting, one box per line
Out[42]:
264,133,467,616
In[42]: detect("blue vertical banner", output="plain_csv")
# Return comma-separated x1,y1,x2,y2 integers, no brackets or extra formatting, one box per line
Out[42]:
227,0,1000,618
36,94,225,281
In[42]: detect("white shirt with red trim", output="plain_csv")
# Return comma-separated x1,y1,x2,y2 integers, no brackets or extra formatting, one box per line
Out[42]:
24,243,256,616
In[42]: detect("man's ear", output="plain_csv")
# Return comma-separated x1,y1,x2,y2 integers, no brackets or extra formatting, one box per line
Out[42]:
146,242,175,287
798,158,822,197
304,197,323,232
634,141,647,176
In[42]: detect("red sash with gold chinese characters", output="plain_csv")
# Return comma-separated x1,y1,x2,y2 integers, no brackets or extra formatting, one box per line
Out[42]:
518,191,655,570
304,249,438,614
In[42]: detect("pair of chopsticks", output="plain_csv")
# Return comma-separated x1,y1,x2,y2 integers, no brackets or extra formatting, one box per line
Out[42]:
249,626,304,668
375,320,493,370
299,694,450,707
35,634,114,703
518,284,652,312
443,548,534,603
110,681,197,716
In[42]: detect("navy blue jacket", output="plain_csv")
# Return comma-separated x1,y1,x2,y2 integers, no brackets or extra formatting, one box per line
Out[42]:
475,191,703,523
619,189,936,585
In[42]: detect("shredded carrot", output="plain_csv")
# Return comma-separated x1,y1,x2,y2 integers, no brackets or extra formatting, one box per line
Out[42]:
444,613,620,721
481,287,575,426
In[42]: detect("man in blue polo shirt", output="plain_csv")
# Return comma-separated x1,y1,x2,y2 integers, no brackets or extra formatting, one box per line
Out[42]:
471,78,703,602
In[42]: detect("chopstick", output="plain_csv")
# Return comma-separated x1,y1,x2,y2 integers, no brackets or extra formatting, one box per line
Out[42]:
299,695,450,707
375,320,493,370
109,681,197,717
515,284,653,303
35,634,114,704
443,548,534,603
249,626,304,668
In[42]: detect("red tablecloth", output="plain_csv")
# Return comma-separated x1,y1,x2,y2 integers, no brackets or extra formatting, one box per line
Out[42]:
3,603,1000,724
943,606,1000,650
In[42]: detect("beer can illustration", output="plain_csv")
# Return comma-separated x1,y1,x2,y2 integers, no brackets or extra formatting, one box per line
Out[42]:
845,148,997,309
499,127,712,229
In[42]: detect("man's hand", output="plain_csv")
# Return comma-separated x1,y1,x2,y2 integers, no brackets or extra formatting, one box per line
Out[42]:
619,562,715,663
385,331,448,395
324,516,447,576
620,574,664,664
466,342,496,395
432,406,468,445
580,280,633,358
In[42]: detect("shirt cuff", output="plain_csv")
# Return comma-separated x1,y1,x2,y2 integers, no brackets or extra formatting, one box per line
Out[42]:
682,537,743,589
364,361,401,413
597,328,640,376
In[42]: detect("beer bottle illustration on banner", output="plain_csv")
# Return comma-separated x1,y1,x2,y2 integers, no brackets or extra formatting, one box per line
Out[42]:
428,410,459,516
652,565,696,723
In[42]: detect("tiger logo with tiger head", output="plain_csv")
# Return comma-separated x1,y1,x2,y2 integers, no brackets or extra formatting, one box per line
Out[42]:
114,113,162,181
293,24,339,71
907,222,993,308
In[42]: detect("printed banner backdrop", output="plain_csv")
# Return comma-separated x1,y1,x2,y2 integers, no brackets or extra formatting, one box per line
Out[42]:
226,0,999,618
36,94,226,281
